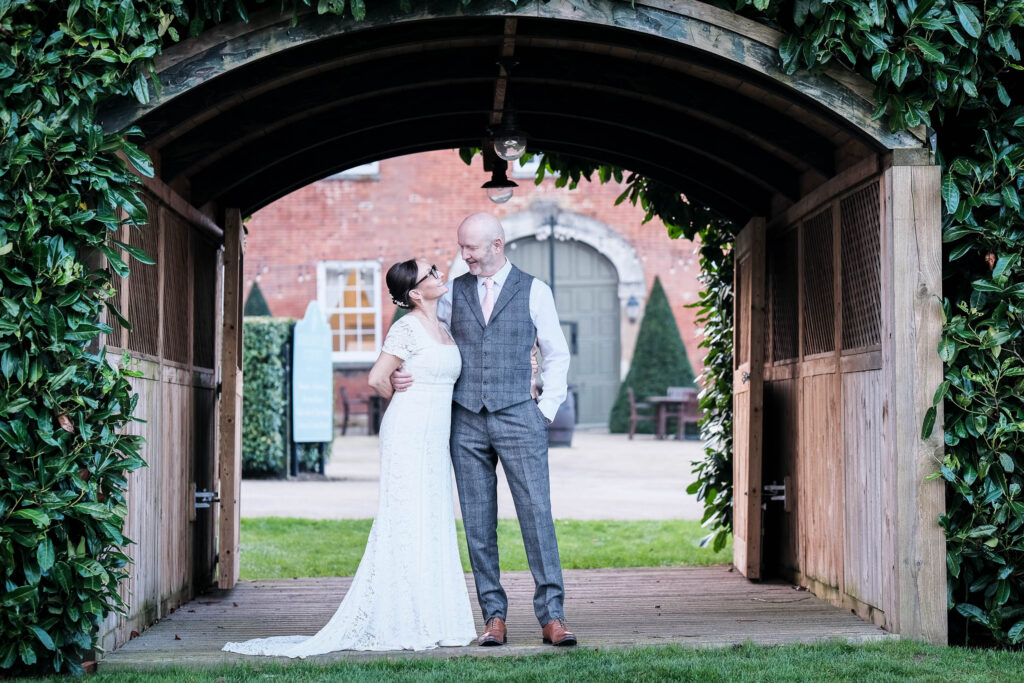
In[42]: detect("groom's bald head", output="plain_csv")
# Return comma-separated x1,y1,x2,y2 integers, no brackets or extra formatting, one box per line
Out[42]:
458,212,505,243
458,213,506,277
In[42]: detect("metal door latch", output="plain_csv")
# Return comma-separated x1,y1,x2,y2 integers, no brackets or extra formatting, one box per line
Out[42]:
742,371,751,383
763,483,786,501
762,477,792,512
194,488,220,511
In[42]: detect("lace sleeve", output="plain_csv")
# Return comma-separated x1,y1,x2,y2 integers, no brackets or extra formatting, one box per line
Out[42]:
381,317,420,360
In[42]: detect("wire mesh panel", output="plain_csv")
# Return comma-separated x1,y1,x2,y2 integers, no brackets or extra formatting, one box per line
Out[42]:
735,253,749,368
802,208,835,356
100,225,126,350
126,199,160,356
771,229,799,362
162,209,192,365
762,261,771,364
841,182,881,350
193,237,218,369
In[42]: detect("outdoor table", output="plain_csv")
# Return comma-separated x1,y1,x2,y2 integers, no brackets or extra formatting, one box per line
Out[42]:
646,396,684,440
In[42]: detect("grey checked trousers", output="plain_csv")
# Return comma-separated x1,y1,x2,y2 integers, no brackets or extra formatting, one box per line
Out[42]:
450,400,565,626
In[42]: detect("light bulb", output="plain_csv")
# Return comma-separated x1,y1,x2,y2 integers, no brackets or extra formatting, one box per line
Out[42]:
493,133,527,162
487,186,514,203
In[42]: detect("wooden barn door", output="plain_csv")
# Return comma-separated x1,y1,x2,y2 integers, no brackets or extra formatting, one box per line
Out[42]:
508,237,620,424
218,209,244,589
733,218,766,579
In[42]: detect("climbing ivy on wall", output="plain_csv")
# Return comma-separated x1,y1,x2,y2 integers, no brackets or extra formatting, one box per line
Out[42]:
0,0,1021,674
0,0,171,674
714,0,1024,647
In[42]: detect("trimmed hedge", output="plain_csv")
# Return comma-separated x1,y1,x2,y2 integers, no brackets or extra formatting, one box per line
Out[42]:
296,441,333,472
608,277,696,433
242,317,334,476
243,282,272,317
242,318,292,477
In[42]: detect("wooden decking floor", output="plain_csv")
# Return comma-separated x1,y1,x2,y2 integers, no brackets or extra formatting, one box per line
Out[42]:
98,566,893,670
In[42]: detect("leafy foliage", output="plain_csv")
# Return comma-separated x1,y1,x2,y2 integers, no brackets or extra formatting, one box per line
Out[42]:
1,0,1020,673
242,319,332,476
295,440,332,472
716,0,1024,647
608,277,696,434
242,318,292,477
685,244,734,553
0,0,178,673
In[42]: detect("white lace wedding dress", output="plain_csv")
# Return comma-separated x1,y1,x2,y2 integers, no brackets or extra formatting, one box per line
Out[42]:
223,315,476,657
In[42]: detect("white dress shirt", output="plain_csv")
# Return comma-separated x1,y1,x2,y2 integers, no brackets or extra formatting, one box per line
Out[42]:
439,258,570,422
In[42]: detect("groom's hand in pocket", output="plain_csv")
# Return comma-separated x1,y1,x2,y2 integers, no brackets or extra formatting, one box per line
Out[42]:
390,369,414,392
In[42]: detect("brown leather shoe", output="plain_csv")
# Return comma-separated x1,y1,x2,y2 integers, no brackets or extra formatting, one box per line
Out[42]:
541,618,577,646
478,616,507,646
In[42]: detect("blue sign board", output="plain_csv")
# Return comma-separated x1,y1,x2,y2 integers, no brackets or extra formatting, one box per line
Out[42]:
292,301,334,442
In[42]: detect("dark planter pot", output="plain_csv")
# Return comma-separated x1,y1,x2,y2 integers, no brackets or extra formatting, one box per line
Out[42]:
547,388,576,447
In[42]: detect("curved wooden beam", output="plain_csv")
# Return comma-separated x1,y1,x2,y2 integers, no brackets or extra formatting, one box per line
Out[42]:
101,0,923,150
158,58,832,184
213,126,758,221
185,102,779,213
166,79,802,201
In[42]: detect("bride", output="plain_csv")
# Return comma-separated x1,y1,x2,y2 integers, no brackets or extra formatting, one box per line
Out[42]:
223,259,476,657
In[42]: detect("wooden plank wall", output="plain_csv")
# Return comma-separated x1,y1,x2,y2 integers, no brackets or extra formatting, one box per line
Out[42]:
842,370,885,610
798,372,842,592
96,186,222,653
762,157,891,629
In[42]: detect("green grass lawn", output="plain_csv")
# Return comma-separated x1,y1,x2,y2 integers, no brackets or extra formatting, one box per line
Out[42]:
239,518,731,579
68,641,1024,681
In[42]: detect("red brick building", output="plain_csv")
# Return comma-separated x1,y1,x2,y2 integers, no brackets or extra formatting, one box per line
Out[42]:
244,150,703,426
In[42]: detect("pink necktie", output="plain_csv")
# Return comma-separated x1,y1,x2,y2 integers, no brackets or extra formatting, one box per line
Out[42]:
481,278,495,323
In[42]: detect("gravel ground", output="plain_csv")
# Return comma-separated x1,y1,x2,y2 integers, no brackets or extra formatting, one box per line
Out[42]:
241,429,706,521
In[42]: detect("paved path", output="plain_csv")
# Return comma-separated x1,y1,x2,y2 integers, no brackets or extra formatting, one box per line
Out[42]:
242,431,706,520
97,566,892,671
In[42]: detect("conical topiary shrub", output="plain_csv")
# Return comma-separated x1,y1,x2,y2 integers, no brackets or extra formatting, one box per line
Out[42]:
609,276,696,433
244,281,272,316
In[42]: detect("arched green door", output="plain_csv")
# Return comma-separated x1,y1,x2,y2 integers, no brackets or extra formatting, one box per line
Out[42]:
508,237,620,425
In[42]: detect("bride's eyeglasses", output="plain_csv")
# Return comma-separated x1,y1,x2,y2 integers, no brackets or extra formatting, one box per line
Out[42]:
414,264,440,286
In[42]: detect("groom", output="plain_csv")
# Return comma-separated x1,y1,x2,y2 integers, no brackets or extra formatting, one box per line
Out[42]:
392,212,575,647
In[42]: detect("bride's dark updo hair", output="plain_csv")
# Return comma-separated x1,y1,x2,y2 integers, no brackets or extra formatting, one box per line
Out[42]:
386,259,421,310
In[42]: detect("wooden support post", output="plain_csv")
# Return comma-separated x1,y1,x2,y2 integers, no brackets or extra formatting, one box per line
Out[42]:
218,209,244,590
733,217,766,579
880,158,946,644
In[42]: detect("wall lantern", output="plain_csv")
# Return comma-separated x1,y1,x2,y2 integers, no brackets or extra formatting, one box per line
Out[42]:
482,157,518,204
626,295,641,323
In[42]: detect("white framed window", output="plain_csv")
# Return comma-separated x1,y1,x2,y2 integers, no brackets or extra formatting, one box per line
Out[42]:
317,260,382,365
511,155,559,179
327,161,381,181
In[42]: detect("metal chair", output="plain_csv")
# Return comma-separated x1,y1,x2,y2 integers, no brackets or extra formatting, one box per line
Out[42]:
365,394,387,435
627,387,653,439
337,385,350,436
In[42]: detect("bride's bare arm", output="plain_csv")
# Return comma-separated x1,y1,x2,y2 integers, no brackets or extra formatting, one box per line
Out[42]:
368,352,405,400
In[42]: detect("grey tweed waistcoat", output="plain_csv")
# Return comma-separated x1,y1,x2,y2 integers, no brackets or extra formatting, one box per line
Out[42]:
450,265,535,413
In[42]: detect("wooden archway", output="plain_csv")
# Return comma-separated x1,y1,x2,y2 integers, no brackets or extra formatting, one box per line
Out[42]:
95,0,945,653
